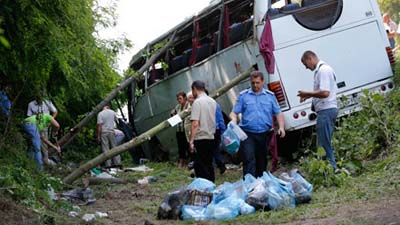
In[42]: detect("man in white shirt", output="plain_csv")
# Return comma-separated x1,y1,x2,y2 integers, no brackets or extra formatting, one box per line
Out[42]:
297,51,338,170
189,80,217,182
97,105,121,168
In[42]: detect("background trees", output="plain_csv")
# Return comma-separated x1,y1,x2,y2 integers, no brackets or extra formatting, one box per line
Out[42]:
378,0,400,22
0,0,128,127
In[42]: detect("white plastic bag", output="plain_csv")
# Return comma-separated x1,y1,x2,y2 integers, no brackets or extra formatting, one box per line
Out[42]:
228,122,247,141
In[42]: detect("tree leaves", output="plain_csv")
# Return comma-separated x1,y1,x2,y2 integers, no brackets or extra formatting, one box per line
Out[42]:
0,0,126,127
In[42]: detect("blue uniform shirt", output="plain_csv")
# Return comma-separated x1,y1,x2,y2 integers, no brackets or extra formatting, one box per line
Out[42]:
215,103,226,133
232,88,281,133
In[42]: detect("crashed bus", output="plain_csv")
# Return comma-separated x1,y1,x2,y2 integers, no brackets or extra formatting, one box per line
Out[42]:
128,0,394,159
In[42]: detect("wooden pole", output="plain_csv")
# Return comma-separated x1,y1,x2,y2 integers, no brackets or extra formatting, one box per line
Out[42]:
58,32,177,148
63,66,255,184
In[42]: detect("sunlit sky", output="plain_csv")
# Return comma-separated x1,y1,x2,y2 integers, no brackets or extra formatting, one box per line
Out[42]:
99,0,212,72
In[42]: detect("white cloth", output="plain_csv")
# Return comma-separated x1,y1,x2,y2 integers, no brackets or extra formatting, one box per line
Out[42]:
312,61,337,112
27,100,57,116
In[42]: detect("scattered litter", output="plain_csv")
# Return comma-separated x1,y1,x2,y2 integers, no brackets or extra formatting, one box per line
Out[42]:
61,188,96,205
124,165,153,172
72,205,81,212
138,176,158,185
90,168,101,176
225,164,241,170
95,211,108,218
47,185,58,201
108,168,123,175
68,211,79,217
82,214,96,222
96,172,114,179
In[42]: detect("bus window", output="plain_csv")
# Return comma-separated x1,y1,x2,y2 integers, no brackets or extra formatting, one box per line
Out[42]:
293,0,343,30
268,0,342,30
268,0,301,18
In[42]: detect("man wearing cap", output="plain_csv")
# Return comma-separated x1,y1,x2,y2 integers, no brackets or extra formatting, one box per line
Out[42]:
298,50,338,169
189,80,217,182
230,71,285,178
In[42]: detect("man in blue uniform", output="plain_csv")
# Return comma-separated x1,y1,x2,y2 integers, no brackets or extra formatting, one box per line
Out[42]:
230,71,285,178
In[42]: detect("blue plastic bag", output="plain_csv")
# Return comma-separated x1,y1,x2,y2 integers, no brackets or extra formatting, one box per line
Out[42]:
181,205,208,220
287,169,313,204
187,178,216,192
222,126,240,154
205,196,241,220
243,173,257,192
206,196,256,220
239,201,256,215
213,180,246,205
289,169,313,192
262,172,295,210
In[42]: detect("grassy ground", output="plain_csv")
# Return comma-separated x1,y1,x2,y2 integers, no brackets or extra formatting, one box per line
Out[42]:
62,149,400,225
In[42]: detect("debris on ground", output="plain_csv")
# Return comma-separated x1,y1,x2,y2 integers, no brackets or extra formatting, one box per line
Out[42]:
61,188,96,205
95,211,108,218
68,211,79,217
158,170,313,221
157,187,189,220
81,211,108,222
138,176,158,185
82,213,96,222
225,164,241,170
124,165,154,172
46,185,58,201
96,172,114,179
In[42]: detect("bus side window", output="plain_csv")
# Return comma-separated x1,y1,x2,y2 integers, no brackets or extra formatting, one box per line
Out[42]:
268,0,302,18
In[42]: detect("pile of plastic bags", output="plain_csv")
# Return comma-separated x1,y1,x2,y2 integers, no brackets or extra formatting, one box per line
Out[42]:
158,170,313,221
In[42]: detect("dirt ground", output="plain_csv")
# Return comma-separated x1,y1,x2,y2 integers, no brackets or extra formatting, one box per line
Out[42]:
0,198,40,225
283,198,400,225
81,180,400,225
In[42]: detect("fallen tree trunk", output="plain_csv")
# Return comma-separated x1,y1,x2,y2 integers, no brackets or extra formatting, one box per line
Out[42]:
63,66,255,184
58,32,177,148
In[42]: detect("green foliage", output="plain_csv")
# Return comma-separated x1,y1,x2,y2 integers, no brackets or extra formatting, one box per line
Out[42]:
334,90,400,164
0,140,63,209
300,147,348,188
378,0,400,22
0,0,126,127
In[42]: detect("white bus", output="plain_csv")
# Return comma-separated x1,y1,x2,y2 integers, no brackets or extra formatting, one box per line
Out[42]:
128,0,394,159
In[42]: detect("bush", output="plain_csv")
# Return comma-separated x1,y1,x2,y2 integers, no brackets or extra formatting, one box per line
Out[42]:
300,147,349,188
